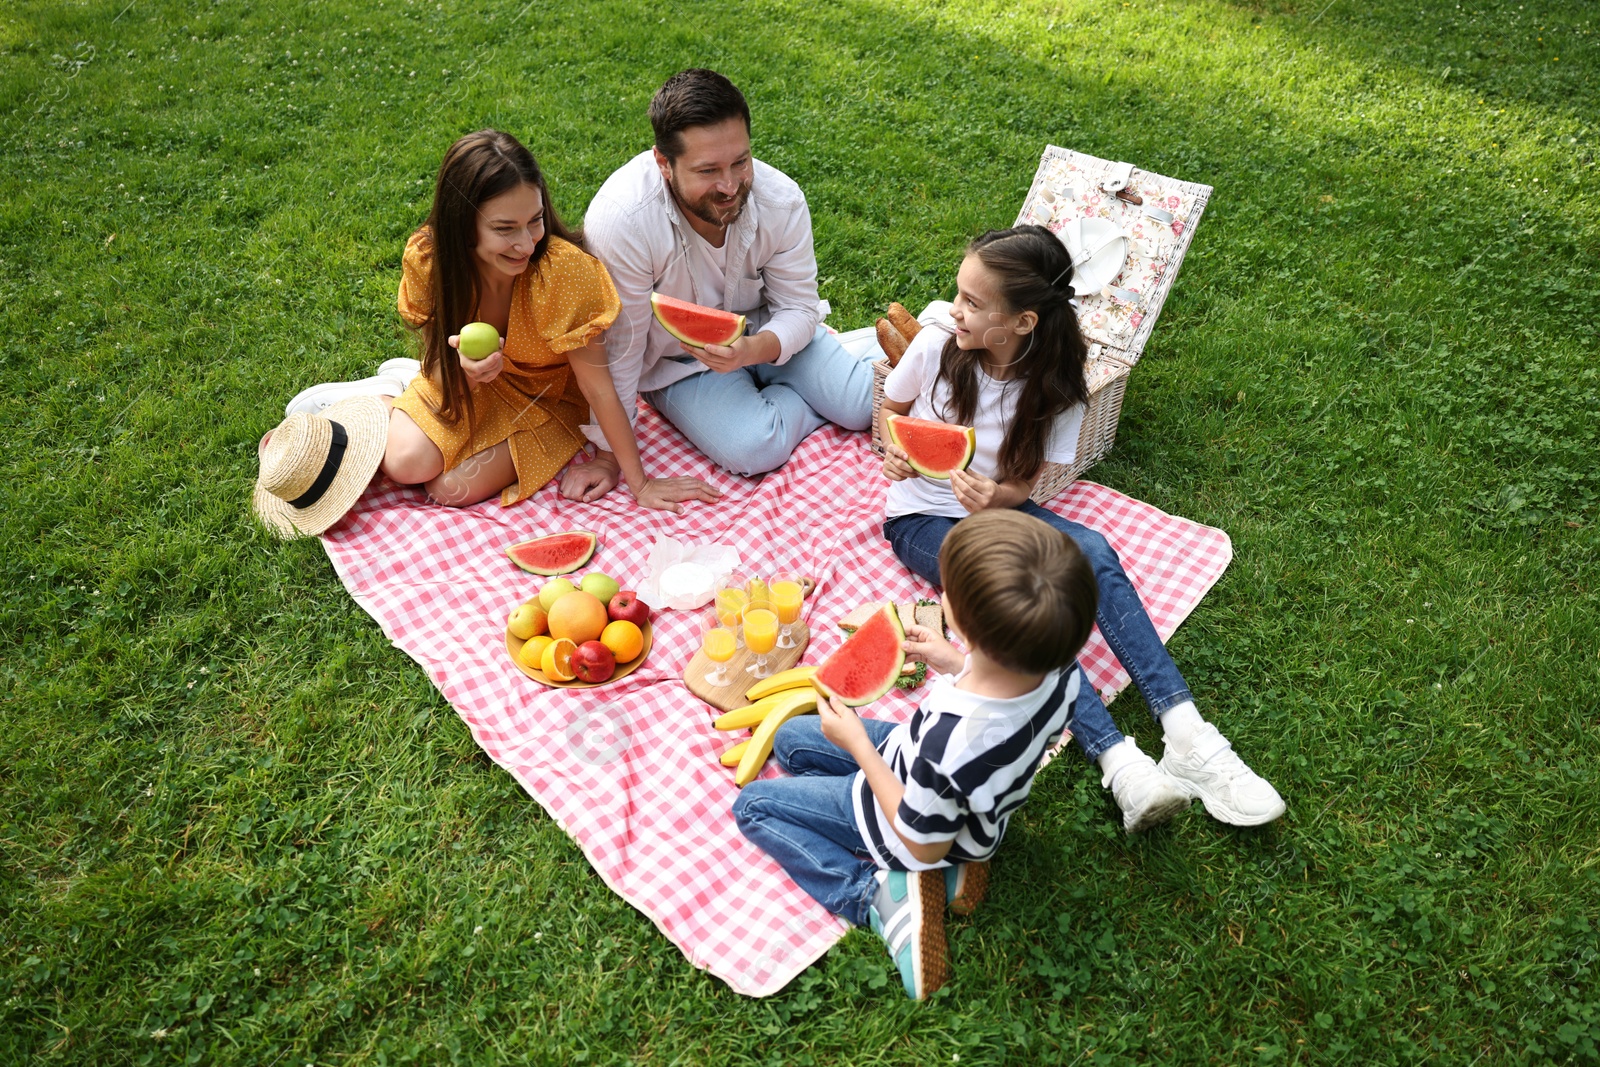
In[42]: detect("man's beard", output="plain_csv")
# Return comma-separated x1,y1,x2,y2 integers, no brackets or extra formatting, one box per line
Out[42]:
669,171,752,229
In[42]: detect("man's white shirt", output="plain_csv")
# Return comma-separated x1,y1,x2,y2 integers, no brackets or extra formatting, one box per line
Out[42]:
582,150,827,451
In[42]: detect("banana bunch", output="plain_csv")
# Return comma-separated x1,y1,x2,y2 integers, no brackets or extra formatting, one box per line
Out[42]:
713,667,820,786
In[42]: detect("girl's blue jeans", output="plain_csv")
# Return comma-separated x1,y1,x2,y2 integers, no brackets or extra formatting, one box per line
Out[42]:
882,501,1194,762
732,716,899,927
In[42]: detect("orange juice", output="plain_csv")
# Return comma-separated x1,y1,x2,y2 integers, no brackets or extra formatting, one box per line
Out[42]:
743,608,778,655
703,627,736,663
715,588,748,628
772,580,803,625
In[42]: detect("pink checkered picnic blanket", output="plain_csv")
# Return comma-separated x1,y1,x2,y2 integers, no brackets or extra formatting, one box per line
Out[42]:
319,405,1232,997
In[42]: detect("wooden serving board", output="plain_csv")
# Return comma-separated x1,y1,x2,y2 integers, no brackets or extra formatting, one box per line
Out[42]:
683,622,810,712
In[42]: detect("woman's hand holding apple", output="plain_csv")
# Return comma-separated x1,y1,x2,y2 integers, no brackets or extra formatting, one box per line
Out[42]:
447,332,505,385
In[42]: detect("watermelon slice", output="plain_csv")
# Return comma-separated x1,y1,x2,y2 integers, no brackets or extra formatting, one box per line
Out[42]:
813,603,906,707
650,292,746,348
886,414,977,480
506,530,597,575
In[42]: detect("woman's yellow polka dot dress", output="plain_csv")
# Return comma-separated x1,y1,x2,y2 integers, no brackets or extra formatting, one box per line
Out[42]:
391,230,621,506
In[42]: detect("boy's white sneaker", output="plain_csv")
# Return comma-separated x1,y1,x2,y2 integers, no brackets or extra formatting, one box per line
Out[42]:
1106,755,1191,833
1158,724,1286,827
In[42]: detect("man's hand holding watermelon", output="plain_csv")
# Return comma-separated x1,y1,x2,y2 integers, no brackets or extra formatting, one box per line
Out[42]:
683,330,782,374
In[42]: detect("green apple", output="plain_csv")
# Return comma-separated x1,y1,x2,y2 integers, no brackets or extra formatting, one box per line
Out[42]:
580,571,621,606
537,578,577,613
458,321,501,361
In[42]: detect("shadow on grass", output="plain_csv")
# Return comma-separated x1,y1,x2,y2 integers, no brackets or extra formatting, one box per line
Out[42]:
1216,0,1599,121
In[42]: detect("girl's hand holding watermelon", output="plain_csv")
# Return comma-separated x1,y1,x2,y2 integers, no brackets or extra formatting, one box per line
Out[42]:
881,443,916,482
949,466,998,512
949,467,1032,513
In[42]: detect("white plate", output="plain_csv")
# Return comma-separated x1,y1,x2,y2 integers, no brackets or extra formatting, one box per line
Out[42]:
1060,217,1128,296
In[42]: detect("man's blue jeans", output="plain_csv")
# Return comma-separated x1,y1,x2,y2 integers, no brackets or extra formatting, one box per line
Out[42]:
732,716,899,927
644,326,876,477
882,501,1194,762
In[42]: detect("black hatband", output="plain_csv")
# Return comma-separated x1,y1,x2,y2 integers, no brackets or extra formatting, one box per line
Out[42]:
288,421,348,509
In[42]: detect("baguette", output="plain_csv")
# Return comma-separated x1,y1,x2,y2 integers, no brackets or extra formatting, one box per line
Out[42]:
886,302,921,342
876,318,908,366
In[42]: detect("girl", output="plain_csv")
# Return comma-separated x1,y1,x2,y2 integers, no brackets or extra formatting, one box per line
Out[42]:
880,225,1285,831
291,129,721,512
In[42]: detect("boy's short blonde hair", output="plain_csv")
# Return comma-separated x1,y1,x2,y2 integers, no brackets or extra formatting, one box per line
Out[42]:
939,510,1098,675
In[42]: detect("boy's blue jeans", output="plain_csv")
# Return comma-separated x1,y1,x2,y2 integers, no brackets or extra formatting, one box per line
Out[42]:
732,716,899,927
644,327,876,477
882,501,1194,762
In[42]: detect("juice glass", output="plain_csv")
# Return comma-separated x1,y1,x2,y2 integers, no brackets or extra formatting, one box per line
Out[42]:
700,609,737,687
742,604,779,679
771,572,804,649
714,572,750,650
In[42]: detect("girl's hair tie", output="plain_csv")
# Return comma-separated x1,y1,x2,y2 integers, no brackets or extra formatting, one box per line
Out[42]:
1049,264,1074,293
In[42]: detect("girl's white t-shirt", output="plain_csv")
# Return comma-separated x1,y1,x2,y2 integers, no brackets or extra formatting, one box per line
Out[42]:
882,325,1084,520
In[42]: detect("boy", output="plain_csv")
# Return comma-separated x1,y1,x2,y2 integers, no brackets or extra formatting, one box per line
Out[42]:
733,510,1098,999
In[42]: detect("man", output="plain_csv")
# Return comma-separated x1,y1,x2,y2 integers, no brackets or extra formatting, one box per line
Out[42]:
581,68,875,477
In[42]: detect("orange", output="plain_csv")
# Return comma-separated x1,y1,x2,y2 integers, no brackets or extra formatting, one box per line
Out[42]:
547,590,608,644
517,635,554,671
540,637,578,682
600,619,644,663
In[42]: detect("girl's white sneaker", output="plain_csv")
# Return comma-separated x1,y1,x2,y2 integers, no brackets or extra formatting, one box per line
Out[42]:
1107,756,1191,832
1159,724,1286,826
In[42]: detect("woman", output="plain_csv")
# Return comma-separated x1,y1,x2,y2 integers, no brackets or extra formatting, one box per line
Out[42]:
294,129,720,512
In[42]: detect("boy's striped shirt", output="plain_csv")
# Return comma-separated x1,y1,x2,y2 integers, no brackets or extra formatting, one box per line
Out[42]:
852,663,1078,871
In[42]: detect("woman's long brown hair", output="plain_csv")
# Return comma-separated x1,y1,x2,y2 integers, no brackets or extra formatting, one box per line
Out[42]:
933,225,1090,484
412,129,579,425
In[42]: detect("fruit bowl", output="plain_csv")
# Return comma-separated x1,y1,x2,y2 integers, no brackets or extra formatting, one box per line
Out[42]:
505,621,653,689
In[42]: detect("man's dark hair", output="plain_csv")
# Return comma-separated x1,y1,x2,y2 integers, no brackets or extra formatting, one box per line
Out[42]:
649,69,751,162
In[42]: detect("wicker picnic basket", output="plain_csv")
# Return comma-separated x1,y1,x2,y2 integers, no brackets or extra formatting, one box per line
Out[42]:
866,146,1211,504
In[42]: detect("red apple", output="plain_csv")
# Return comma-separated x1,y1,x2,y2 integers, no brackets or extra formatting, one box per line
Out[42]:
608,590,651,627
570,640,617,684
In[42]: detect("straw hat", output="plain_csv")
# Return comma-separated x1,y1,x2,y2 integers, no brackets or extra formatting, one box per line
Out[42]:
253,395,390,538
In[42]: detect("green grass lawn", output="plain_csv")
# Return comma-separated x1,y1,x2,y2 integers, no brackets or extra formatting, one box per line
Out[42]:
3,0,1598,1062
